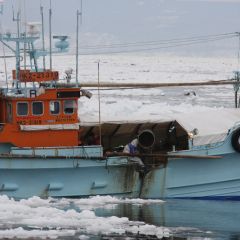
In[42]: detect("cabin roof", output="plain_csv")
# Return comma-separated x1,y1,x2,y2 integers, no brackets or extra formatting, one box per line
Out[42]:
80,108,240,146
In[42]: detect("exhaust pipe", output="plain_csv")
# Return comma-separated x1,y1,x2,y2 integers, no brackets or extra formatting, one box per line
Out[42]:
138,129,155,149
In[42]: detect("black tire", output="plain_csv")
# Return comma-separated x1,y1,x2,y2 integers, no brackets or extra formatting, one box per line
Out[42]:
231,129,240,153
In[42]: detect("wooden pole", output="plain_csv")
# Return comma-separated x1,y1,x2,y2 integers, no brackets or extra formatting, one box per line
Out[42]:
0,152,222,160
105,152,222,159
79,80,236,88
41,80,238,89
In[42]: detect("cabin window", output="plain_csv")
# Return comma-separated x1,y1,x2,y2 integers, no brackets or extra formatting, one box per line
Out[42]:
64,100,77,114
6,102,13,122
50,101,60,115
17,102,28,116
32,102,43,115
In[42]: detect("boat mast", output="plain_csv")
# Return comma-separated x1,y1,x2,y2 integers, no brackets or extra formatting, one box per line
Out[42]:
97,61,102,146
0,1,8,89
13,8,21,88
23,0,27,72
49,0,52,71
234,32,240,108
76,0,82,87
40,4,46,70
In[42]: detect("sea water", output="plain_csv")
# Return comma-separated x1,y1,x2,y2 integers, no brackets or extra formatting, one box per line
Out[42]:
0,195,240,239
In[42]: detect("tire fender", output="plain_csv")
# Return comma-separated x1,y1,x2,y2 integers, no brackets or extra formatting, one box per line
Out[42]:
231,129,240,153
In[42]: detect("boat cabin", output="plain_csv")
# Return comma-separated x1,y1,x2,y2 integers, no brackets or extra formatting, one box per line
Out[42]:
0,70,81,148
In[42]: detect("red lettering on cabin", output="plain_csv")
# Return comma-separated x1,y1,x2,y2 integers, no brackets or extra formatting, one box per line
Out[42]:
12,70,59,82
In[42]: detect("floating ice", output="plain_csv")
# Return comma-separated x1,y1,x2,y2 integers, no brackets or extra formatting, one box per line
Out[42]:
0,227,75,239
0,195,167,239
67,195,165,211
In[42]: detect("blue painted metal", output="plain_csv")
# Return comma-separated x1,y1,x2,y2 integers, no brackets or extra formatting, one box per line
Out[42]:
54,39,69,51
1,183,19,191
0,146,141,198
91,181,107,189
11,146,103,157
48,183,64,191
141,127,240,200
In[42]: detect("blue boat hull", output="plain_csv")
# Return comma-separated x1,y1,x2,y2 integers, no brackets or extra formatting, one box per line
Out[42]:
0,157,140,198
140,153,240,200
1,153,240,199
141,130,240,200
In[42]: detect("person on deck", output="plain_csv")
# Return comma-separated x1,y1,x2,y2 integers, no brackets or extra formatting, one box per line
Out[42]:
123,139,138,154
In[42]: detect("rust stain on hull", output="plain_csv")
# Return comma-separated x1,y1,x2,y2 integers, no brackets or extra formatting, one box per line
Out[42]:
140,162,167,199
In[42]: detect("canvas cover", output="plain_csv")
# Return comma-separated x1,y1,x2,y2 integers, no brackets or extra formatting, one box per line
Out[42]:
80,109,240,147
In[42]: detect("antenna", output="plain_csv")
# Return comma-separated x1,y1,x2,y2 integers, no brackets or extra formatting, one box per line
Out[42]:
12,7,21,88
40,4,46,70
23,0,26,71
49,0,52,71
76,0,82,86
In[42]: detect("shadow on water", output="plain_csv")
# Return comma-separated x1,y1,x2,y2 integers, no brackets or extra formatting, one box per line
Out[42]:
94,199,240,240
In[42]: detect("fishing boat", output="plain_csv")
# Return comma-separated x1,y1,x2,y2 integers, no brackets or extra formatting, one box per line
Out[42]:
0,8,144,199
1,6,240,200
0,46,143,199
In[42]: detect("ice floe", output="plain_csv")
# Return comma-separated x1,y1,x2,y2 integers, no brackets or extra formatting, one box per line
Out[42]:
0,195,168,239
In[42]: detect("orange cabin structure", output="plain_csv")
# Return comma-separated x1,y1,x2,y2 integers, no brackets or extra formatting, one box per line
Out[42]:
0,86,81,148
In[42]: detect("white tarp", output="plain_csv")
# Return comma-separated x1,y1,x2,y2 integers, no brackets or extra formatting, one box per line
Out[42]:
175,109,240,146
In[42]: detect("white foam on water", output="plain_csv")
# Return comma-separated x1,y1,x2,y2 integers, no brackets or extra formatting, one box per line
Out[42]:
62,195,165,211
0,195,168,239
71,195,165,209
79,235,90,240
0,227,76,239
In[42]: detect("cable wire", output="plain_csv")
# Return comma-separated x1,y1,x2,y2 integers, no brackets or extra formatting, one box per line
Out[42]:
79,32,236,50
78,34,237,55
